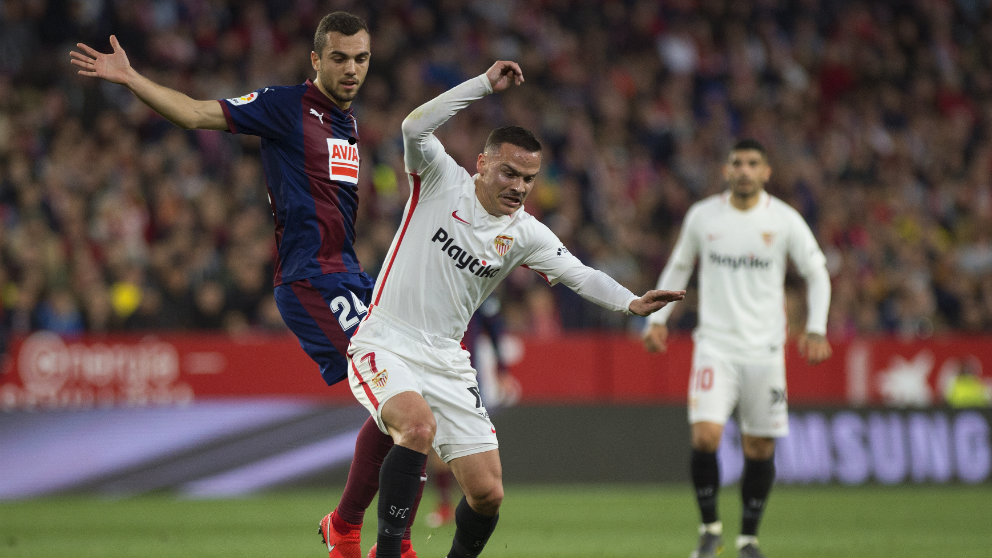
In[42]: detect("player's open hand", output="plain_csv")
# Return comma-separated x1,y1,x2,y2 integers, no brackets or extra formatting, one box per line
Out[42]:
494,373,522,407
642,323,670,353
70,35,133,85
485,60,524,92
628,289,685,317
798,332,832,365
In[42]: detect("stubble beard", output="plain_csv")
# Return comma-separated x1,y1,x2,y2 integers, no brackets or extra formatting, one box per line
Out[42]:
330,87,357,105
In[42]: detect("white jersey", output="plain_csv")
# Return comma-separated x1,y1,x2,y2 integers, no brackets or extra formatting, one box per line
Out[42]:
648,191,830,358
360,74,637,341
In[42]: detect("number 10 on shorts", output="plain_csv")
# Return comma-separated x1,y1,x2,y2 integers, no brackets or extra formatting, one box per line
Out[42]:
691,366,714,392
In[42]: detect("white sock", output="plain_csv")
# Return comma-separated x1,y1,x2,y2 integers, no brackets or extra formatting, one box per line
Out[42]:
736,535,759,549
699,521,723,535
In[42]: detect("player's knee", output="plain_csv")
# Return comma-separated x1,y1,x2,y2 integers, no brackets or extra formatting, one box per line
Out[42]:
692,437,720,453
742,436,775,460
465,482,503,516
690,424,723,452
393,421,436,454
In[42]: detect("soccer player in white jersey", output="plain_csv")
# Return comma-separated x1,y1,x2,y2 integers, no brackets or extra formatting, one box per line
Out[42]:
346,60,685,558
642,139,832,558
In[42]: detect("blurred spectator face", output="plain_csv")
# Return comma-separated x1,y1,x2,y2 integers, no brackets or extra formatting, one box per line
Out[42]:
311,30,370,108
724,148,771,199
195,281,225,316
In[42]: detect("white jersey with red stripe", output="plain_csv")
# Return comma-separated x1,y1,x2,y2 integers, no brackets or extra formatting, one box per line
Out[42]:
360,74,636,342
648,190,831,359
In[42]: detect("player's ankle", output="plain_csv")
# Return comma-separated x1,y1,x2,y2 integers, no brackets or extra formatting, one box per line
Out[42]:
700,521,723,535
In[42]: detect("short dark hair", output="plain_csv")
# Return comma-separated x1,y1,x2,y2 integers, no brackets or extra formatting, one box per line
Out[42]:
484,126,542,154
731,138,767,157
314,12,368,55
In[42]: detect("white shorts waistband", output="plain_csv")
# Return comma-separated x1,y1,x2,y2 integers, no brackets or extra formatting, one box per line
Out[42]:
363,305,462,350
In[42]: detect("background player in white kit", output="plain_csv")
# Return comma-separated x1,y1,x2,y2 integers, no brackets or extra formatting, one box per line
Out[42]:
642,139,832,558
347,60,685,558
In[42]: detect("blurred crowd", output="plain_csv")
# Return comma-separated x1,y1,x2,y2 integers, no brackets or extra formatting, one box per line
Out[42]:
2,0,992,347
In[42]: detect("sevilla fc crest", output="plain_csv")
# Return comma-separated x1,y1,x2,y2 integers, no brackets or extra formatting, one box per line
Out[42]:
494,235,514,256
371,368,388,388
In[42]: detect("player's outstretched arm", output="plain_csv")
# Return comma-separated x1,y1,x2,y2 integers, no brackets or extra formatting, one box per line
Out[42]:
70,35,226,130
484,60,524,92
629,289,686,317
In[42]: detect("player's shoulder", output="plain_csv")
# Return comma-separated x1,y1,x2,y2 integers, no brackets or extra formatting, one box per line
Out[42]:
685,193,726,219
224,84,305,106
506,209,558,243
510,208,543,230
695,193,727,209
259,83,309,102
763,192,791,208
507,210,573,261
764,193,806,218
761,193,817,235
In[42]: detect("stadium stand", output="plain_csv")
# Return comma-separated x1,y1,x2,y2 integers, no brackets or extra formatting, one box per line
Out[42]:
1,0,991,344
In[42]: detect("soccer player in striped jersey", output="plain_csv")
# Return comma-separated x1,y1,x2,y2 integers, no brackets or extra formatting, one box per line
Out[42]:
346,60,685,558
642,139,833,558
71,12,421,558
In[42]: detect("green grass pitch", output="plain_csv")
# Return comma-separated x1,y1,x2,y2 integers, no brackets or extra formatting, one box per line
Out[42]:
1,483,989,557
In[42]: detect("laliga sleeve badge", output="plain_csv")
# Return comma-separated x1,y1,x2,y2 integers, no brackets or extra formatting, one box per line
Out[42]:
226,92,258,106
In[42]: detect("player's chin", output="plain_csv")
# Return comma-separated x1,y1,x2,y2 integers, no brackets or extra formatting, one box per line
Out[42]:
335,86,359,100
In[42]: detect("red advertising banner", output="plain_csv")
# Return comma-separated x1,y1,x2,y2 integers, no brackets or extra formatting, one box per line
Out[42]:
0,331,354,409
1,331,990,409
511,333,992,407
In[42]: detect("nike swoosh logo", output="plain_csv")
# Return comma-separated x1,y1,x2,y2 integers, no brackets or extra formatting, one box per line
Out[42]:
452,210,470,225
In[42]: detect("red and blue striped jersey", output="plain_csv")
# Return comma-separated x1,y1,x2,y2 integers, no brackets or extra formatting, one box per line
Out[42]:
219,79,362,286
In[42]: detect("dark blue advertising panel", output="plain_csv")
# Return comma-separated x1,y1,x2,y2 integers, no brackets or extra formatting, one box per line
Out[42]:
494,405,991,485
718,409,991,485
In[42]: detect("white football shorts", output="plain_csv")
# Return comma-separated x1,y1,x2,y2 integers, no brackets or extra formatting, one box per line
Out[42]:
347,308,498,462
688,339,789,438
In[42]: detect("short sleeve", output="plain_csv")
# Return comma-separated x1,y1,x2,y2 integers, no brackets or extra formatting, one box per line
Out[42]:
221,87,297,139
